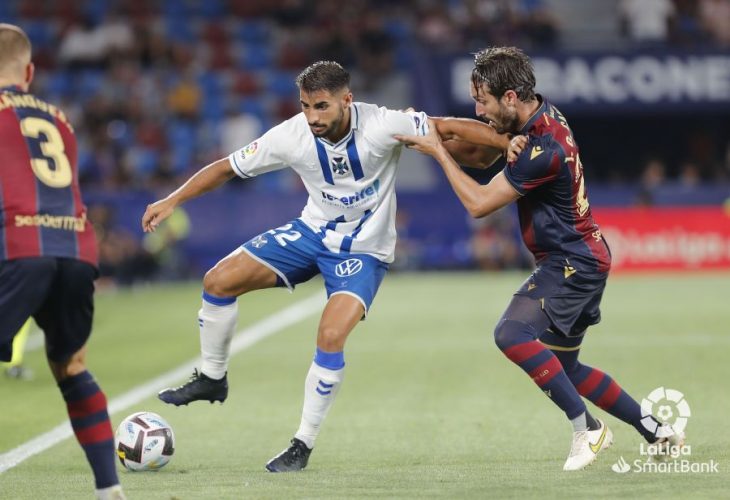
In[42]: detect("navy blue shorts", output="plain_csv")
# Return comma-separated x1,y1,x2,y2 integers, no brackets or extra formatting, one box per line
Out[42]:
515,257,607,337
0,257,96,363
241,219,388,314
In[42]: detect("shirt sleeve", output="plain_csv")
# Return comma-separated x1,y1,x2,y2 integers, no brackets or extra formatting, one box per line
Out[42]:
227,123,290,178
368,107,429,148
502,135,562,195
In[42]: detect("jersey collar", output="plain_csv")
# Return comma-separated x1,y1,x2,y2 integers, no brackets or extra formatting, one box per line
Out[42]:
519,94,546,134
0,85,24,93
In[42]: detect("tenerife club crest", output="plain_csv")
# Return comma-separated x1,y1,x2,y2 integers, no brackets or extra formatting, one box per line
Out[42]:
331,156,350,175
250,234,268,248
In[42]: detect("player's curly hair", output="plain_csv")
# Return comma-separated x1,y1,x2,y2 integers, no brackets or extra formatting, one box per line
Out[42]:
296,61,350,93
471,47,536,101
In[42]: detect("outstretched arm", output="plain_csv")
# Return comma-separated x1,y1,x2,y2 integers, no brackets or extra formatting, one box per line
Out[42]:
396,119,520,218
432,117,510,169
142,158,236,232
441,139,502,169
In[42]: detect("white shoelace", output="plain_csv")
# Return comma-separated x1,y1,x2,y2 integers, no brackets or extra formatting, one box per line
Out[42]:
568,431,589,457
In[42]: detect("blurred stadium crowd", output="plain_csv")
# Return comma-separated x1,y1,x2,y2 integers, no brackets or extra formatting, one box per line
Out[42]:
3,0,729,282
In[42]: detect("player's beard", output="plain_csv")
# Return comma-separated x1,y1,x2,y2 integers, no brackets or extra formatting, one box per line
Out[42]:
311,107,345,140
492,105,520,135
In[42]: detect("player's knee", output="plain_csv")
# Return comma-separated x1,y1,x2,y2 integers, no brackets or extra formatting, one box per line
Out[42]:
203,266,236,297
49,348,87,382
553,351,581,376
317,325,347,352
493,319,533,352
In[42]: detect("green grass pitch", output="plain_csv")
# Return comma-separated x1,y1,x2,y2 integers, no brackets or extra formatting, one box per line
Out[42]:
1,271,728,499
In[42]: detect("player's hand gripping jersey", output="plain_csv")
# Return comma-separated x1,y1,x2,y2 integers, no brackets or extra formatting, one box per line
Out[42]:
229,103,428,263
502,98,611,273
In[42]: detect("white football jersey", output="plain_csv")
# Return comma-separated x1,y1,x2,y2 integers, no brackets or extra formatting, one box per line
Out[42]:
228,102,428,263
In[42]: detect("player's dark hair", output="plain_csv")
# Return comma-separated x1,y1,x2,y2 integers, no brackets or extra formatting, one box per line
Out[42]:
471,47,536,101
295,61,350,94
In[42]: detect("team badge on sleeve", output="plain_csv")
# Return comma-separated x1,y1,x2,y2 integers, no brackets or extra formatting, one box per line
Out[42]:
411,111,428,136
239,141,259,160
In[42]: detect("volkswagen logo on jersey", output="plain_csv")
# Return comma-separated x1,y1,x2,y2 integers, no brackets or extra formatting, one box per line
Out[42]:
335,258,363,277
331,156,350,175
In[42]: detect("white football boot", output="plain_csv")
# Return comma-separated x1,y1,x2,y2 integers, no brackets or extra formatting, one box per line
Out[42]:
563,418,613,471
96,485,127,500
648,424,686,462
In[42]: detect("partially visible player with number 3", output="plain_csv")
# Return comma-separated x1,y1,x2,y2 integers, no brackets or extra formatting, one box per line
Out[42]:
0,23,125,500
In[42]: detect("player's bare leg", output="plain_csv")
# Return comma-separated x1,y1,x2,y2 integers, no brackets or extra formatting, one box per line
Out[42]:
158,248,277,406
266,294,364,472
50,347,125,500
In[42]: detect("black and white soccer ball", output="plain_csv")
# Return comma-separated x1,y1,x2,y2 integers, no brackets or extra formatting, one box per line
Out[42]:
115,411,175,471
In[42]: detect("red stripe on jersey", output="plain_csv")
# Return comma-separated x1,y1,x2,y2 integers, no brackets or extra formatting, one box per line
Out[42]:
0,107,41,259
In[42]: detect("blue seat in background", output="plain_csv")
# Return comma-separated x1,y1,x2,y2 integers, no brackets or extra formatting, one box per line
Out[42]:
384,20,410,42
239,99,269,129
165,16,197,43
197,0,225,20
232,20,270,44
267,71,295,98
162,0,190,18
83,0,109,24
77,70,105,99
23,21,56,49
132,147,162,178
167,121,197,173
0,0,15,19
240,43,272,71
46,71,73,98
197,72,223,97
201,95,225,121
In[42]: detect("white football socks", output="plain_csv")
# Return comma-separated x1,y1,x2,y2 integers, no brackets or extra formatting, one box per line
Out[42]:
294,361,345,449
198,295,238,380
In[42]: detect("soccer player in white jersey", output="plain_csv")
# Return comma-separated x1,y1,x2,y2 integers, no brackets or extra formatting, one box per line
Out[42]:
142,61,509,472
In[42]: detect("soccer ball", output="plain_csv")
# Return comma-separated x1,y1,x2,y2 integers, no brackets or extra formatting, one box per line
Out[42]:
115,411,175,471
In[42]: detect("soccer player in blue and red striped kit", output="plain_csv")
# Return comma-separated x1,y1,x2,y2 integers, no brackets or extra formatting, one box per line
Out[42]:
0,24,124,499
397,46,684,470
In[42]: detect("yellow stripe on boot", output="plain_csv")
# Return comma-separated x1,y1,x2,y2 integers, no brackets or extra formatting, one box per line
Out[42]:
4,319,33,380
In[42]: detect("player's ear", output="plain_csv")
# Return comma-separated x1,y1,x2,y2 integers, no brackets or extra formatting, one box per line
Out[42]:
502,89,518,107
24,62,34,88
341,90,353,108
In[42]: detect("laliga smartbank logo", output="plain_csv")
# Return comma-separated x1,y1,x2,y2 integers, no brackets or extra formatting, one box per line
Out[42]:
640,386,690,437
611,387,720,474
